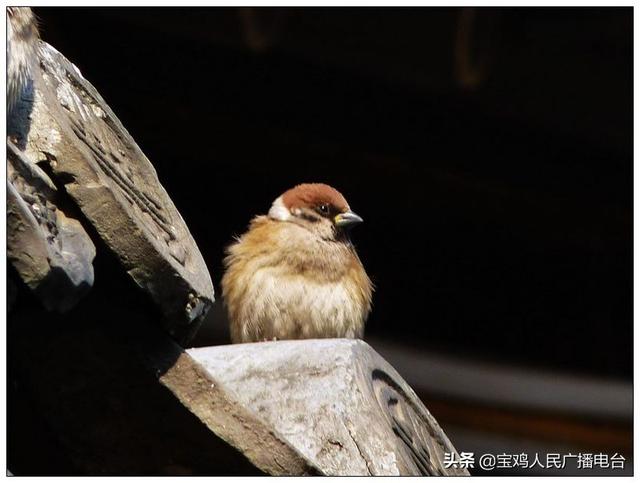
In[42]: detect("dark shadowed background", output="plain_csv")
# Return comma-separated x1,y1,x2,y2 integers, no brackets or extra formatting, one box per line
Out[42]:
20,6,633,475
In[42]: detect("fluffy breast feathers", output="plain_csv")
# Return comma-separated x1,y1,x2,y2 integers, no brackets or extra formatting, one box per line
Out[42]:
221,216,373,342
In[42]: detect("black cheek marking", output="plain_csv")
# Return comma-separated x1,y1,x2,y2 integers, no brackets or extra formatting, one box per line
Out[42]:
300,211,322,223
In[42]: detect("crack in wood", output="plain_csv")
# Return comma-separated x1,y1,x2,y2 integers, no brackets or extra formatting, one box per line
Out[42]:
344,423,373,476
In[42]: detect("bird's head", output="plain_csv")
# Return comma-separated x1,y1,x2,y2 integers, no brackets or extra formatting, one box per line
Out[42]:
268,183,363,241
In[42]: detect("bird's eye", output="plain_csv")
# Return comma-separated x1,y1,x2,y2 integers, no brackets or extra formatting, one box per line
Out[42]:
317,203,330,215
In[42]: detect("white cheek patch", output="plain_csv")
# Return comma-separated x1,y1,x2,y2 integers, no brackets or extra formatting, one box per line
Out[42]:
268,196,292,221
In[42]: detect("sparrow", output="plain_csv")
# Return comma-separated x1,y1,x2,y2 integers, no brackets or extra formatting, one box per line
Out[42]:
222,183,373,343
7,7,39,116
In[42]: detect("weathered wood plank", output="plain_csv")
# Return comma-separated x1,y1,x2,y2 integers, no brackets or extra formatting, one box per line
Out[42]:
186,339,469,476
13,39,215,339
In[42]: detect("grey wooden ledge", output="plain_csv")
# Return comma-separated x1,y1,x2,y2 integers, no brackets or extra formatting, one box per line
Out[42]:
178,338,469,476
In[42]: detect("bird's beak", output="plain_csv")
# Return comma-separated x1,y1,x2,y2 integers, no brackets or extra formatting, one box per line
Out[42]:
334,210,364,229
